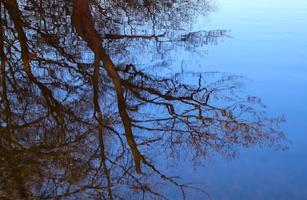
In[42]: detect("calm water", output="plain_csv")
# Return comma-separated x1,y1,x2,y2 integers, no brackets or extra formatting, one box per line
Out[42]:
178,0,307,199
1,0,307,199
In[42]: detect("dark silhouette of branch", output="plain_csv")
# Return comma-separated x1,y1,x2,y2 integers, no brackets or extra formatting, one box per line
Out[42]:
0,0,286,199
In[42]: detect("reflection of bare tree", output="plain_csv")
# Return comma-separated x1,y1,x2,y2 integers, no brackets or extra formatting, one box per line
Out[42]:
0,0,285,199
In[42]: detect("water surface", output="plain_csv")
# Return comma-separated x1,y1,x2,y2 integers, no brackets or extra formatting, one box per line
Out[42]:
0,0,306,199
182,0,307,199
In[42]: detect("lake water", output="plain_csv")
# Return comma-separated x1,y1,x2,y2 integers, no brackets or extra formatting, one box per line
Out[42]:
177,0,307,199
1,0,307,199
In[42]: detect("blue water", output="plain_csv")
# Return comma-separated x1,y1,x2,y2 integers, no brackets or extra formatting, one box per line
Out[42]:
1,1,306,199
177,0,307,199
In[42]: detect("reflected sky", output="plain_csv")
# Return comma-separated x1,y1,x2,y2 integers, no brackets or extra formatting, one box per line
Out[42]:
182,0,307,199
0,0,306,199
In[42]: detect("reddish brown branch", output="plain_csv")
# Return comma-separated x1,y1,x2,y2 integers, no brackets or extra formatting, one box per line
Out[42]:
71,0,143,174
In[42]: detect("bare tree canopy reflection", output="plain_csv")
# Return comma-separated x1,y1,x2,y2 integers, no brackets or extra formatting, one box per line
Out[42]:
0,0,285,199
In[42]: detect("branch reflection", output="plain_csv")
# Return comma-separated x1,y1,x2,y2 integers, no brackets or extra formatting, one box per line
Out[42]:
0,0,285,199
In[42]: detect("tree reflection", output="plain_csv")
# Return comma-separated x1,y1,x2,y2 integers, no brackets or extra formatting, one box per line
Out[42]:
0,0,285,199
